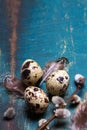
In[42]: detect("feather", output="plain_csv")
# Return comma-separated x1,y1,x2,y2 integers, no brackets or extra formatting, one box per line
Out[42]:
39,62,57,86
72,102,87,130
3,75,24,98
39,57,69,86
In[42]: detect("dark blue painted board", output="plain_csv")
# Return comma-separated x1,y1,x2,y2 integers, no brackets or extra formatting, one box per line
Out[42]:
0,0,87,130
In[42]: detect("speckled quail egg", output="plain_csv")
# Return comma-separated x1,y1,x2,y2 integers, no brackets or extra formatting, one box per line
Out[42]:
46,70,70,96
24,86,49,113
21,59,43,86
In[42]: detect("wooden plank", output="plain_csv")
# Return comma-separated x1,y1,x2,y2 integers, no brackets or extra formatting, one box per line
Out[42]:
0,0,87,129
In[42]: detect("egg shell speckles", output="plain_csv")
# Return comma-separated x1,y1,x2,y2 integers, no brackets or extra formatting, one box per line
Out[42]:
24,86,49,113
21,59,43,86
46,70,70,96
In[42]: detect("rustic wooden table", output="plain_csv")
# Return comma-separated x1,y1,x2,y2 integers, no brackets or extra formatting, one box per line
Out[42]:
0,0,87,130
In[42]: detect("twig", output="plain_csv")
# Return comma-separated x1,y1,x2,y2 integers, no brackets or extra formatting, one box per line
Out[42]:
37,84,82,130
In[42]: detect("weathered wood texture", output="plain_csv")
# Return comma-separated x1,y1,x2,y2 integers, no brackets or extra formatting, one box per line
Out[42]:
0,0,87,130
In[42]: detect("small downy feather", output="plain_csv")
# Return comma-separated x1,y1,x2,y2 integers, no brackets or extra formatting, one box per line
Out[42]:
72,102,87,130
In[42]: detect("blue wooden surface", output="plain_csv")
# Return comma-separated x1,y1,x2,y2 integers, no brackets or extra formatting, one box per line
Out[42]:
0,0,87,130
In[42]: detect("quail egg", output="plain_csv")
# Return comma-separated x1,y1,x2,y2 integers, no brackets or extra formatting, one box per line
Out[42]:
46,70,70,96
24,86,49,113
21,59,43,86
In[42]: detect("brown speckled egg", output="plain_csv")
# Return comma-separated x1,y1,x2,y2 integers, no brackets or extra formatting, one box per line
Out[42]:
24,86,49,113
21,59,43,86
46,70,70,96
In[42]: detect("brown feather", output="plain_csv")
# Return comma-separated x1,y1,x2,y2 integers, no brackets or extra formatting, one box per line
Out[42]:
72,102,87,130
